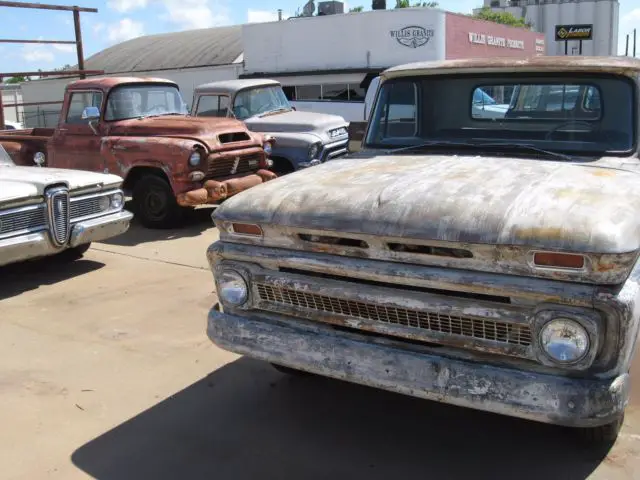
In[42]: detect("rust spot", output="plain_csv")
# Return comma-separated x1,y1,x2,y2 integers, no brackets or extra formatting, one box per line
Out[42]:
591,170,616,177
513,227,567,241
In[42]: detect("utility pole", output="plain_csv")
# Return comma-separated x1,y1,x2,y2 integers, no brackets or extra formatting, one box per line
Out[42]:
634,29,637,58
626,34,630,56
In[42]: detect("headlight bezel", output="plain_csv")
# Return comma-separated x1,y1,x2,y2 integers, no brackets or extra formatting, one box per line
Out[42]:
215,266,250,308
308,142,322,160
110,191,125,210
533,307,601,371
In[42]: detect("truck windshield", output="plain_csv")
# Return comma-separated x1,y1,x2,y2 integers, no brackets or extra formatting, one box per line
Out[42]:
104,84,189,121
233,86,292,120
365,74,635,155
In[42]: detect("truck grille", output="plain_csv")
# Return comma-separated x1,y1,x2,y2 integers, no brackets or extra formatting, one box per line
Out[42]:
255,283,532,347
207,153,262,178
0,205,46,237
46,187,70,247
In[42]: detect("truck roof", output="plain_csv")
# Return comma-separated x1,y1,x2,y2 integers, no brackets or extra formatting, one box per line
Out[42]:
383,56,640,79
66,76,179,91
195,78,281,95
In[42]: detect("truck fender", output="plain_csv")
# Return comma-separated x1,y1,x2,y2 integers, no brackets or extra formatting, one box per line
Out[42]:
121,164,176,195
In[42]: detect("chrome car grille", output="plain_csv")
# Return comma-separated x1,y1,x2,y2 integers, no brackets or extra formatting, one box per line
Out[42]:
46,187,70,247
0,205,46,237
207,153,262,178
255,283,532,347
70,195,106,221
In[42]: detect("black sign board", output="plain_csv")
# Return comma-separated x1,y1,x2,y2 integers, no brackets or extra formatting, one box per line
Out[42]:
555,24,593,41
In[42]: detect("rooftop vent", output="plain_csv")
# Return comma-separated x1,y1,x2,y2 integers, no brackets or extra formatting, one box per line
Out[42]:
318,1,344,15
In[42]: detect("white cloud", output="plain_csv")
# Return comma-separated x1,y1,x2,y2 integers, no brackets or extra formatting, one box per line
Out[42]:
53,44,75,53
93,23,106,34
22,44,55,63
107,18,145,43
107,0,148,13
618,8,640,55
161,0,231,30
247,9,285,23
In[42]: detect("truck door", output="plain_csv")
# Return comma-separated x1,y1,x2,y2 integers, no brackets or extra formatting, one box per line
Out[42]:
50,90,105,172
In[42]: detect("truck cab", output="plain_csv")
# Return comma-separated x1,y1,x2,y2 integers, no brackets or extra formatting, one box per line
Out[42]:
0,77,276,229
192,79,350,175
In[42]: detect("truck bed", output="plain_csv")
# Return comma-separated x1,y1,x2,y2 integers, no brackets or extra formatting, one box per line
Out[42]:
0,128,53,166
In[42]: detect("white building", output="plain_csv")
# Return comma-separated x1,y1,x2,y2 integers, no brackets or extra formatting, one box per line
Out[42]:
18,6,543,126
0,84,24,126
474,0,619,56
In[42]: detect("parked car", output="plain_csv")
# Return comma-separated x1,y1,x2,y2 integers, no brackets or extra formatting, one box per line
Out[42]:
0,143,132,266
0,77,276,229
192,79,349,175
205,56,640,444
1,120,25,131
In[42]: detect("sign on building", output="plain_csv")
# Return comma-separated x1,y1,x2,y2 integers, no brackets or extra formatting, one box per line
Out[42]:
555,24,593,41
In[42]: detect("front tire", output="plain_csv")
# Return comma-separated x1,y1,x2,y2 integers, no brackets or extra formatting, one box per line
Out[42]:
577,415,624,444
133,175,184,229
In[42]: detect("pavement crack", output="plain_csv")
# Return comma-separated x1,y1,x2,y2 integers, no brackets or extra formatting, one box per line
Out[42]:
91,247,208,271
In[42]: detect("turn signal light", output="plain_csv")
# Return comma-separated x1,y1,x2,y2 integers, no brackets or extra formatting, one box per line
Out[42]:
533,252,585,270
231,223,263,236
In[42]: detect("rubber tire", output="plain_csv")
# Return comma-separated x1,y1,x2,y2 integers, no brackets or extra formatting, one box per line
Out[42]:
133,175,184,229
55,243,91,262
271,158,295,176
270,363,312,377
577,415,624,444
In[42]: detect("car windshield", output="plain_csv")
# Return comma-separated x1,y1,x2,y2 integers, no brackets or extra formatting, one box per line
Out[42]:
233,86,292,120
365,74,635,155
0,144,14,165
104,84,189,121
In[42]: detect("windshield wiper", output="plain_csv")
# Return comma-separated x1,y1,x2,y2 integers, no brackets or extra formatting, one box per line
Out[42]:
386,140,576,161
138,112,186,120
257,107,291,118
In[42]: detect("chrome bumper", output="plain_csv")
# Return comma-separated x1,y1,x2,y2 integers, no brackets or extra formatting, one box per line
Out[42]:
0,210,133,266
207,305,629,428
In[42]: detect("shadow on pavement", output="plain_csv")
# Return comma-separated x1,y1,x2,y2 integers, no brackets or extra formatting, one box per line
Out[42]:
101,201,216,247
0,256,104,300
72,357,611,480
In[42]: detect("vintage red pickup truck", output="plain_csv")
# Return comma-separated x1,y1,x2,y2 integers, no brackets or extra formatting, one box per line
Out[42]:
0,77,276,228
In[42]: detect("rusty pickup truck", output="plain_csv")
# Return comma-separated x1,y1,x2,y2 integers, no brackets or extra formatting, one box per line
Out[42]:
0,77,276,228
205,56,640,443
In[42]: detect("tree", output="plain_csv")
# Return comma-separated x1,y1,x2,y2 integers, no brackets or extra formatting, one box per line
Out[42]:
4,76,28,84
395,0,438,7
473,7,531,29
350,6,364,12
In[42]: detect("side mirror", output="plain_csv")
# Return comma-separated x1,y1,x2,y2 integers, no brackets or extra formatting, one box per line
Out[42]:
81,106,100,120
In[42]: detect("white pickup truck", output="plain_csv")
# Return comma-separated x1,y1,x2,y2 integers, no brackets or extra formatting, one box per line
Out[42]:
0,143,133,266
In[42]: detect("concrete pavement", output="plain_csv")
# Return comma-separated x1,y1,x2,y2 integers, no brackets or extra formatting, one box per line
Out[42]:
1,210,640,479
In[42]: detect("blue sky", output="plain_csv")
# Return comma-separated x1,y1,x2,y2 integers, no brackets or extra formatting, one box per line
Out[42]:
1,0,638,73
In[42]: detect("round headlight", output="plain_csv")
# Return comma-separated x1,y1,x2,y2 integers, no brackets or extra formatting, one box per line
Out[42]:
218,270,248,306
110,192,124,209
264,141,273,156
98,195,111,211
540,318,589,364
189,151,201,167
308,143,320,159
34,152,45,166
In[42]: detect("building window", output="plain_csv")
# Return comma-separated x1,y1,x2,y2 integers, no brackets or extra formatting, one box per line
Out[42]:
295,85,322,101
283,83,368,103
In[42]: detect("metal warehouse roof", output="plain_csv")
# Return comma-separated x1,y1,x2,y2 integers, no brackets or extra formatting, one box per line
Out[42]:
82,25,243,74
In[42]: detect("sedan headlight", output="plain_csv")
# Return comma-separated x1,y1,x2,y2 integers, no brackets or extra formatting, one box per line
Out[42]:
308,142,321,159
217,269,248,306
189,151,202,167
540,318,589,364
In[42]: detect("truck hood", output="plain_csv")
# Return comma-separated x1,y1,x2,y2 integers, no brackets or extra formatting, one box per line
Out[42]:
0,165,122,203
215,154,640,255
244,110,347,134
106,115,255,150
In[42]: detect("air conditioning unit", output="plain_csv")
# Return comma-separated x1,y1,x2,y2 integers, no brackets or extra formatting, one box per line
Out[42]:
318,1,344,15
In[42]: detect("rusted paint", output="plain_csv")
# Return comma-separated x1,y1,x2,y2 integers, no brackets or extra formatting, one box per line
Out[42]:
177,171,277,207
0,76,274,218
